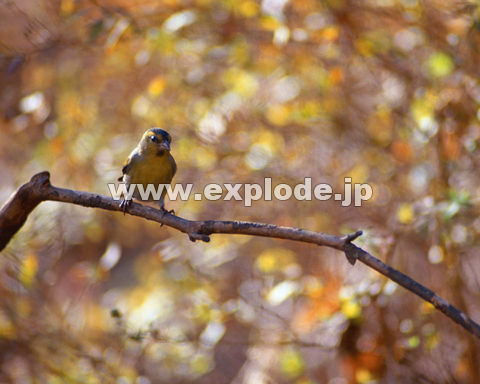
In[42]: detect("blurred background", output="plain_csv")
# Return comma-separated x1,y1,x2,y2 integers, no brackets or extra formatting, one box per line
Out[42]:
1,0,480,382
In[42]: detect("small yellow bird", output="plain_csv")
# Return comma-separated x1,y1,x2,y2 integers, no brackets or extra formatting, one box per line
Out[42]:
119,128,177,214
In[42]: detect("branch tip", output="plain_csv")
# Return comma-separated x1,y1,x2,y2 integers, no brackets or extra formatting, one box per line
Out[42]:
342,230,363,244
30,171,51,186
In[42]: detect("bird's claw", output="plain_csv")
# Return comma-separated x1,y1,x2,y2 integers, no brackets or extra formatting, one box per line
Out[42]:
119,199,132,215
159,207,174,227
161,207,175,215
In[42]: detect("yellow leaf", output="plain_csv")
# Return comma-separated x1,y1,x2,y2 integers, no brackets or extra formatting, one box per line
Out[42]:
345,164,369,184
426,51,454,78
61,0,75,15
421,301,435,314
397,203,414,224
328,67,343,85
406,335,420,349
356,369,373,384
280,349,305,379
256,248,295,273
356,38,374,56
224,68,258,97
0,311,15,338
266,104,291,125
260,16,281,31
367,108,393,145
341,300,361,319
19,253,38,287
148,76,166,96
256,252,276,273
239,1,259,17
321,26,339,41
256,130,285,152
190,354,212,375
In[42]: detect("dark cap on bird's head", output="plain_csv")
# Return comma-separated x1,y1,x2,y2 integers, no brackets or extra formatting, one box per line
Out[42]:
142,127,172,154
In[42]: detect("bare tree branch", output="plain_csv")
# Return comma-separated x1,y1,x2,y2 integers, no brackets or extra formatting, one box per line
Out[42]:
2,171,480,340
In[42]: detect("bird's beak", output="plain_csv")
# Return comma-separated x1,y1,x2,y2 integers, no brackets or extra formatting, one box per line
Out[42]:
158,141,170,152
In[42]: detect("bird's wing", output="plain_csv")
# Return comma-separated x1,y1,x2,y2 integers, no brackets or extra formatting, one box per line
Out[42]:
117,150,140,181
170,154,177,179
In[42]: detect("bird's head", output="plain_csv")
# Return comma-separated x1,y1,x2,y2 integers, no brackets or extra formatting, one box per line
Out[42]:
140,127,172,156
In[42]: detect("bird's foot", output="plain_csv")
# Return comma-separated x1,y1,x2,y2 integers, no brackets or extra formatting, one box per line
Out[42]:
119,199,132,215
161,207,175,215
159,207,174,227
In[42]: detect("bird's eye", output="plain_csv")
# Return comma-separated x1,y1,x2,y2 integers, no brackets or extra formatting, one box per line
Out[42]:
150,136,157,142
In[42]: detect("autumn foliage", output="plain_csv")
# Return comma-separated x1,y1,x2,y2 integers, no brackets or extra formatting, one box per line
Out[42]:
1,0,480,383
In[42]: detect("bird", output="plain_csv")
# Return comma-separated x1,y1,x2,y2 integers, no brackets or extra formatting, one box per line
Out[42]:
118,128,177,215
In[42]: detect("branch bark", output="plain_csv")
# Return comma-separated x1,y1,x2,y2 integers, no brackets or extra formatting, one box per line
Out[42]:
2,172,480,339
